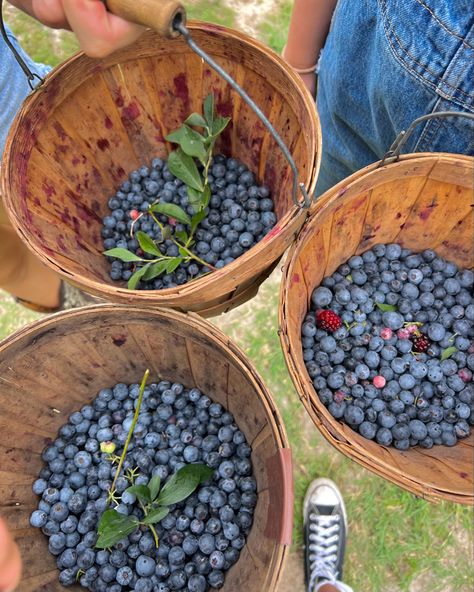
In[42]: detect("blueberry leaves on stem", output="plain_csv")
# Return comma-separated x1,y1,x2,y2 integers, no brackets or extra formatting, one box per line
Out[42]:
96,463,213,549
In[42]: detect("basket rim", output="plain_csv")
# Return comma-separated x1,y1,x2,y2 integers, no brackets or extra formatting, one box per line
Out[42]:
0,21,321,304
278,152,474,505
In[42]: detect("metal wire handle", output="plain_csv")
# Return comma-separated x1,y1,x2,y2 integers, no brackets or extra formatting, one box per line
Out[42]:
175,22,312,208
379,110,474,167
0,0,45,89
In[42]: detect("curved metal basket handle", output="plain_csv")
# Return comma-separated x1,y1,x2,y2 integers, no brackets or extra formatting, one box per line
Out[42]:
0,0,45,90
379,110,474,167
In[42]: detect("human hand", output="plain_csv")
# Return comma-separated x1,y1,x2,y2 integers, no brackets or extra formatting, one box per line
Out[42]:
299,71,316,98
0,518,21,592
14,1,145,57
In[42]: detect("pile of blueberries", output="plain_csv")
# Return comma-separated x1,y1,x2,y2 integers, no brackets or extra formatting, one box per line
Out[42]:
102,155,277,289
301,244,473,449
29,381,257,591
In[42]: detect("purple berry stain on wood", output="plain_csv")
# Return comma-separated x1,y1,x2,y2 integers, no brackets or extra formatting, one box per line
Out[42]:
97,139,110,152
104,116,113,129
122,102,140,121
173,74,190,113
112,335,127,347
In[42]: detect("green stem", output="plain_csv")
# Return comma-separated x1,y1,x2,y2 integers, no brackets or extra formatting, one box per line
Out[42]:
148,211,215,271
138,500,160,548
109,369,150,497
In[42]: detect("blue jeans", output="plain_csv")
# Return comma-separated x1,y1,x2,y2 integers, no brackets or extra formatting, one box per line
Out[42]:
0,25,50,157
316,0,474,194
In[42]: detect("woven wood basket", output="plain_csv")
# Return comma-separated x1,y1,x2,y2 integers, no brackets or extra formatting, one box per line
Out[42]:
0,305,293,591
1,22,320,317
280,153,474,504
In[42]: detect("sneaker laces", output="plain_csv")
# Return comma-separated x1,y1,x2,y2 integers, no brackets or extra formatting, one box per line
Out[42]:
308,514,350,592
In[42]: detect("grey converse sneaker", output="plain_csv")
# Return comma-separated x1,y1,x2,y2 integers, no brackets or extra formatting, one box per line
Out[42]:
303,478,352,592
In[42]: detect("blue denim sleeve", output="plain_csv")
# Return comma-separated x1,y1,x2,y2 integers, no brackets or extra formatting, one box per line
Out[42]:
0,24,51,157
316,0,474,195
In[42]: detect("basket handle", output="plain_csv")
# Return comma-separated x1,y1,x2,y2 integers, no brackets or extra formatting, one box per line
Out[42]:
264,448,294,546
105,0,185,38
379,110,474,167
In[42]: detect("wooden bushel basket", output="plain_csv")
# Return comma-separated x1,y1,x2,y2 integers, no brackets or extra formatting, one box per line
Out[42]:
280,153,474,504
0,305,293,591
1,22,320,317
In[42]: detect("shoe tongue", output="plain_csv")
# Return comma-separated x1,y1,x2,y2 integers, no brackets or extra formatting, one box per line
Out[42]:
313,503,336,516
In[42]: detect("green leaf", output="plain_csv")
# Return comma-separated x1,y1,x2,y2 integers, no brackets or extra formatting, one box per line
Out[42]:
157,464,214,507
128,263,151,290
178,246,189,258
191,209,207,234
211,116,230,137
104,248,143,262
185,113,207,128
142,260,168,281
187,187,204,210
441,346,457,361
167,149,204,192
142,506,170,525
124,484,151,505
136,231,161,257
95,510,139,549
149,203,191,226
375,302,397,312
175,230,189,243
162,226,173,241
184,126,208,162
165,257,182,274
148,475,162,501
166,126,186,144
203,94,215,127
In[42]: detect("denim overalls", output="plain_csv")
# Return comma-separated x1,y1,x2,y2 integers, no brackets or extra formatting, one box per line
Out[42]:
316,0,474,194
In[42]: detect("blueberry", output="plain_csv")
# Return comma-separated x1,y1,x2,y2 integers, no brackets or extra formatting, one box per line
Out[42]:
344,405,364,426
30,509,48,528
375,427,393,446
311,287,333,307
116,566,133,586
136,555,156,577
359,421,377,440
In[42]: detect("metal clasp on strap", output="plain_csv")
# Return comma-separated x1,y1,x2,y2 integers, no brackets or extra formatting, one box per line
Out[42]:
0,0,45,90
379,111,474,167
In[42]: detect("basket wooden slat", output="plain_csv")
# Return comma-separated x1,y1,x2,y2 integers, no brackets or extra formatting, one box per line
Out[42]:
280,153,474,504
1,22,320,317
0,305,293,591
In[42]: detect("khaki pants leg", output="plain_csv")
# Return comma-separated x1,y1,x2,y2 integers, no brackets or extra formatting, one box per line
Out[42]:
0,198,61,308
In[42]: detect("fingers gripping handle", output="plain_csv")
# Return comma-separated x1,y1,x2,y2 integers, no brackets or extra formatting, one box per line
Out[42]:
105,0,186,38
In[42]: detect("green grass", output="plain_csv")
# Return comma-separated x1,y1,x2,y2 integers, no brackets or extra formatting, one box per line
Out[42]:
1,3,473,591
187,0,236,28
259,0,292,53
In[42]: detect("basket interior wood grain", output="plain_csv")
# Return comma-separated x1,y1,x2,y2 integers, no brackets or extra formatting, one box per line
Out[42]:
281,154,474,504
0,306,289,591
2,23,319,315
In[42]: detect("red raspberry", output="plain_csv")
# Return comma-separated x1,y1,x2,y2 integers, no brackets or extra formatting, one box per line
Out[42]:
316,310,342,333
411,334,430,353
130,209,140,220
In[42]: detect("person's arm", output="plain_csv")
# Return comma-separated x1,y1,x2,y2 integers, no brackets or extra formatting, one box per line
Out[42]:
7,1,144,57
283,0,338,95
0,518,21,592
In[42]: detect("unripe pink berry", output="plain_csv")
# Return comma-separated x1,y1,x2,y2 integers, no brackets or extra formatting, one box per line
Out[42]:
373,375,386,389
397,329,411,340
406,324,418,334
334,391,346,404
459,368,472,383
129,209,140,220
380,328,393,340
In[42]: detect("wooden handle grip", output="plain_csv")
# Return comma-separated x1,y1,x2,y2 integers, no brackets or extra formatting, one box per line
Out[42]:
105,0,186,38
